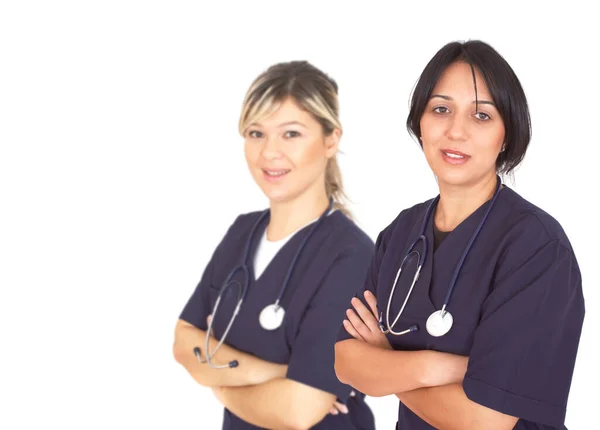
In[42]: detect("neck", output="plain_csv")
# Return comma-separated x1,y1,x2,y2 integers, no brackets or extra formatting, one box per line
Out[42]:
435,174,498,232
267,191,330,241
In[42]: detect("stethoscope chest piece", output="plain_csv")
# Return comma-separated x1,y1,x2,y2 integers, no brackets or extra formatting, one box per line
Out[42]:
259,303,285,330
426,309,453,337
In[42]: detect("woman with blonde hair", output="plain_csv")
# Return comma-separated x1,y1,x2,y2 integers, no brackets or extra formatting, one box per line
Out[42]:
173,61,376,430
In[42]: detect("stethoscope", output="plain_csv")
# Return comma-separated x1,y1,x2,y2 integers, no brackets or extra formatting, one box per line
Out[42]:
379,177,502,338
195,199,334,368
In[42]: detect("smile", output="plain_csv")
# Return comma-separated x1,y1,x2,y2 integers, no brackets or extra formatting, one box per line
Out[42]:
440,149,470,165
443,151,465,159
263,169,290,177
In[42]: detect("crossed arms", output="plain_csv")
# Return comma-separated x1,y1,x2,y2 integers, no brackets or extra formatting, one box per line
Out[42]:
173,319,344,430
334,291,519,430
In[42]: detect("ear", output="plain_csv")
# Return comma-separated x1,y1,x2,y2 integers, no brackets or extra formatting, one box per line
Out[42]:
325,128,341,158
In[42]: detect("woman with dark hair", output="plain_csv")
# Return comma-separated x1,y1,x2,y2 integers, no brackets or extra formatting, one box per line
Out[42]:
335,40,585,430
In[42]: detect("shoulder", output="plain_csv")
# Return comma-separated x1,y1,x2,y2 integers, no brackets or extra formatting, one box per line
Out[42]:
490,187,582,291
212,209,266,254
326,210,374,252
221,209,270,238
375,198,435,250
230,210,265,231
496,187,576,255
308,211,376,272
307,212,375,301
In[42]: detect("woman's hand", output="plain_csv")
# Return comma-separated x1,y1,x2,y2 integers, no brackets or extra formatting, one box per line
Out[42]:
344,291,393,350
328,390,356,415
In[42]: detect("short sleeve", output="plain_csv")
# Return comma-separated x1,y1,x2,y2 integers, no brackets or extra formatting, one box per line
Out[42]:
178,259,214,330
463,240,585,427
178,217,239,330
334,229,386,344
286,246,373,402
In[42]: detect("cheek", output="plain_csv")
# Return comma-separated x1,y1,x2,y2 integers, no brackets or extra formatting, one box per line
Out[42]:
420,117,445,145
475,126,505,156
494,128,506,151
244,142,258,165
422,142,440,170
419,124,440,158
289,139,326,169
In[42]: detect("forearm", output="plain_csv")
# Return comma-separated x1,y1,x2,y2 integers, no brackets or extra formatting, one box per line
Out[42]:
334,340,467,397
217,379,335,430
173,323,286,387
334,339,427,396
397,383,518,430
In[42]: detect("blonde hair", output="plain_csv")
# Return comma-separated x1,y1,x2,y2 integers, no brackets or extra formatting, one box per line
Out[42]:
238,61,350,217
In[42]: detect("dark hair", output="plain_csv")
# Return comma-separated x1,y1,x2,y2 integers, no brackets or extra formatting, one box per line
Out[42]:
406,40,531,175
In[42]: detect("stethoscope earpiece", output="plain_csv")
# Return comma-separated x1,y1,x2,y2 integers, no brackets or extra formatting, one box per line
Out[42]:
193,345,239,368
193,346,202,361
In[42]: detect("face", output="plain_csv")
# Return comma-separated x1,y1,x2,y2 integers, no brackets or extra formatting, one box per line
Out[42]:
419,61,505,188
243,97,339,204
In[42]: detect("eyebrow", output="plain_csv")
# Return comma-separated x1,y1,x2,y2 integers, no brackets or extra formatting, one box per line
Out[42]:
430,94,495,106
247,120,308,129
277,121,307,128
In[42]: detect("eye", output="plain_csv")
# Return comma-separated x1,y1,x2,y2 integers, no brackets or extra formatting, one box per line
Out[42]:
247,130,263,138
284,130,301,138
433,106,450,115
474,112,491,121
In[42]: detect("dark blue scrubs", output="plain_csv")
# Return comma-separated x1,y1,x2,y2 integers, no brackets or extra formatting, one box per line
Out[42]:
336,186,585,430
180,210,376,430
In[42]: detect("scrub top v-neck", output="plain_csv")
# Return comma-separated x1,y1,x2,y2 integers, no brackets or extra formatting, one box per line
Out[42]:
336,186,584,430
181,209,376,430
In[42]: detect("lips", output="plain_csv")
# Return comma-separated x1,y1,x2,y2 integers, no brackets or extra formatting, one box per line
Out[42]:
262,168,291,181
263,169,290,177
441,149,470,165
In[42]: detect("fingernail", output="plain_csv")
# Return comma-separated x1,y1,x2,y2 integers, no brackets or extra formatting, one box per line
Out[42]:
341,405,348,414
331,409,338,415
364,290,371,297
343,320,349,325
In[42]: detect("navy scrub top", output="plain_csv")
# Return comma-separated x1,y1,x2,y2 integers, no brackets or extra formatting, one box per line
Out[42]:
336,186,585,430
180,210,376,430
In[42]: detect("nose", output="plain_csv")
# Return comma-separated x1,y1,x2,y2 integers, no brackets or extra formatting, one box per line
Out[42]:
261,136,284,160
446,114,468,141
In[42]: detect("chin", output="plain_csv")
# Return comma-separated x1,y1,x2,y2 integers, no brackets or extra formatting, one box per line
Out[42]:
265,193,292,203
260,186,296,204
436,168,498,189
434,167,476,187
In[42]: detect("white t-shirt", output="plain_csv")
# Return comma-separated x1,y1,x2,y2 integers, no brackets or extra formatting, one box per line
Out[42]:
253,210,336,279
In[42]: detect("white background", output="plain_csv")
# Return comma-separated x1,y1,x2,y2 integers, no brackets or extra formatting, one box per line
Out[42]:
1,1,597,429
